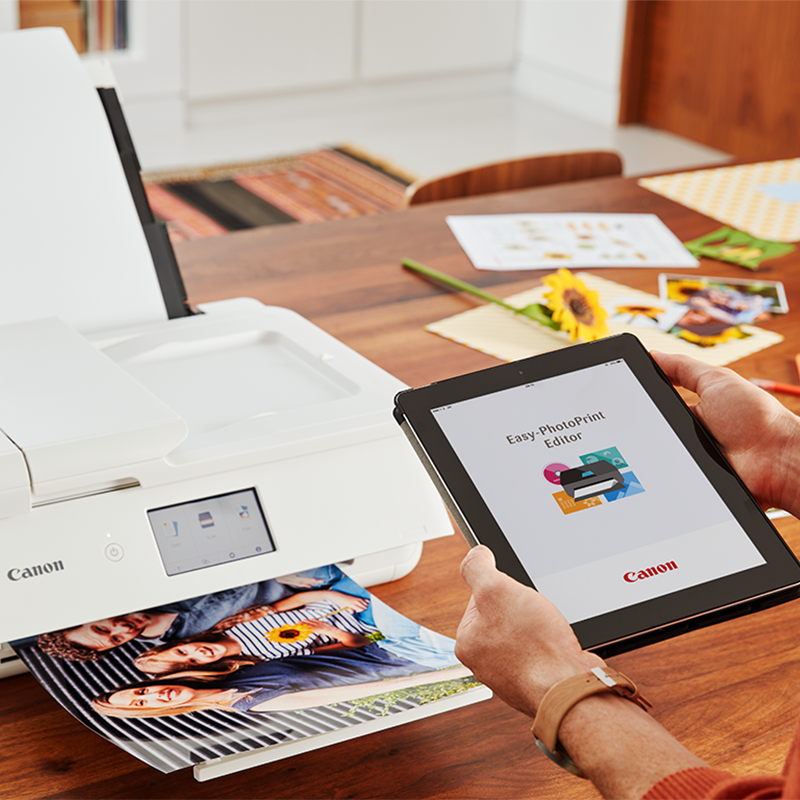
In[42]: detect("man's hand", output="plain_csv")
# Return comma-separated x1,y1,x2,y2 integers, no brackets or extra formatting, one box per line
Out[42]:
652,351,800,516
455,545,602,717
456,546,708,798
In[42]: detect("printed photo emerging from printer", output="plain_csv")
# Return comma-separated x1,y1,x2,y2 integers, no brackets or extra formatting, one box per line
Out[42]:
11,565,484,774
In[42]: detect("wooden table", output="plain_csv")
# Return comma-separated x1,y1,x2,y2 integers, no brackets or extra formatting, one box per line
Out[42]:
4,173,800,799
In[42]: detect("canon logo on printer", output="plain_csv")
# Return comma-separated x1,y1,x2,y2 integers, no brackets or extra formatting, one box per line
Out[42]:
7,560,65,581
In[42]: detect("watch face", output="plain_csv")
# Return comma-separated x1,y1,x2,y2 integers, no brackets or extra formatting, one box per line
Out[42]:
533,737,584,777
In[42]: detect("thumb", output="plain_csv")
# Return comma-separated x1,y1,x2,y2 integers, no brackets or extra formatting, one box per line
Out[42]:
459,545,499,594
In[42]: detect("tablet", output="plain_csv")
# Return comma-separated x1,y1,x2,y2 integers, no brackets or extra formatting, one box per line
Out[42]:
394,333,800,657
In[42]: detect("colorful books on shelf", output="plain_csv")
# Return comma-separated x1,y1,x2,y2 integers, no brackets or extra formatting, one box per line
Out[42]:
82,0,128,53
18,0,128,54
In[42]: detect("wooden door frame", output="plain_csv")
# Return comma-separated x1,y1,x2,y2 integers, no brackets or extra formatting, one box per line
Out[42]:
618,0,654,124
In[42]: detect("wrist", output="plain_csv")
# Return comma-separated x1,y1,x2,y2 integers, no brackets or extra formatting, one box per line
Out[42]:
558,692,706,797
529,651,606,709
531,666,652,777
778,422,800,516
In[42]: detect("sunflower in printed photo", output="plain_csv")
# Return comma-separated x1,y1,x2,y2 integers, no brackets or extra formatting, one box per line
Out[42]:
674,326,748,347
613,302,665,322
665,278,706,302
266,621,315,644
543,269,609,342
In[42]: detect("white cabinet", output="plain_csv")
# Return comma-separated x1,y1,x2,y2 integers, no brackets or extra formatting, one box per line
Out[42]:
2,1,627,135
2,0,523,133
185,0,517,100
186,0,357,102
360,0,517,81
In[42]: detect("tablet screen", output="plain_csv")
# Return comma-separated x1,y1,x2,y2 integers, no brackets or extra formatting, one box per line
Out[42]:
429,357,764,625
395,334,800,654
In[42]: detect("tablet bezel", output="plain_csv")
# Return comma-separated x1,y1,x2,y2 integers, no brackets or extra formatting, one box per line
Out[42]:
394,333,800,657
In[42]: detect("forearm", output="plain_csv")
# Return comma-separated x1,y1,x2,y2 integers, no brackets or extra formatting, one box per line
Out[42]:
210,605,272,631
557,691,706,799
311,632,370,650
270,590,358,612
270,592,325,612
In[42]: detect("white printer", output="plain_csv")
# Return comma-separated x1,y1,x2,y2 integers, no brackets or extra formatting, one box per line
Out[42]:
0,29,452,670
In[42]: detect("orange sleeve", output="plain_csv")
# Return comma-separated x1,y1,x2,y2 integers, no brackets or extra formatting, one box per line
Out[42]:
643,768,786,798
643,715,800,799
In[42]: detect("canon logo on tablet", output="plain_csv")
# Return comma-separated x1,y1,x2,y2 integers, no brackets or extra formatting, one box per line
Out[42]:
623,561,678,583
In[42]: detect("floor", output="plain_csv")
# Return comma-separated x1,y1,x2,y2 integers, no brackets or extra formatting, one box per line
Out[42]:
134,88,731,181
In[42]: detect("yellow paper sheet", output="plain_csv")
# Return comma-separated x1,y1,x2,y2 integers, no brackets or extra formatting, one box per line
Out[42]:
426,273,782,367
639,160,800,243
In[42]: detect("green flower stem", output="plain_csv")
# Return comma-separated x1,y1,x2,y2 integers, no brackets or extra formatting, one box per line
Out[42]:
401,258,559,330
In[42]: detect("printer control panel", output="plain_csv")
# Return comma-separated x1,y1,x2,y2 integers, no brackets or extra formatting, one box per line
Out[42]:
147,488,275,577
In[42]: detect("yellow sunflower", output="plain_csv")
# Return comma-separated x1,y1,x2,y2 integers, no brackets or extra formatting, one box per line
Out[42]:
675,326,747,347
543,269,609,342
266,621,315,644
665,279,706,302
614,303,664,321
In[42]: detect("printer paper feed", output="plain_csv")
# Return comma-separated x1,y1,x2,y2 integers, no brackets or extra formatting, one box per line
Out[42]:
0,29,167,333
11,565,488,776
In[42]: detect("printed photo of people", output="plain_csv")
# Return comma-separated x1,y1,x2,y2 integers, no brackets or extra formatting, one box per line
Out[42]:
624,274,791,347
12,565,483,773
657,273,788,346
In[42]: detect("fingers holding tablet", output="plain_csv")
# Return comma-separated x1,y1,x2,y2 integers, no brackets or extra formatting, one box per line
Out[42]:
456,545,601,715
651,350,800,515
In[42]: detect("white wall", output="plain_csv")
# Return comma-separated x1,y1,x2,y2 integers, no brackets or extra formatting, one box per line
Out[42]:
0,0,17,31
514,0,627,127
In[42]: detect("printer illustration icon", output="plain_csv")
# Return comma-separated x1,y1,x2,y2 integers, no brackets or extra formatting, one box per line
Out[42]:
560,460,624,500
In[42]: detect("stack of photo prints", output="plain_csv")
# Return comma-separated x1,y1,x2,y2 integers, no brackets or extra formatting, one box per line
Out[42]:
606,273,788,347
12,565,488,776
652,273,787,346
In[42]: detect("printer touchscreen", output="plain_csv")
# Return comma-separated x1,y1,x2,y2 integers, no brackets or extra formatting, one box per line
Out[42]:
148,488,275,576
429,358,766,625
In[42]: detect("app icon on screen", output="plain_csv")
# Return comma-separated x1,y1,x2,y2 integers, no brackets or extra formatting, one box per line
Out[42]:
547,446,644,515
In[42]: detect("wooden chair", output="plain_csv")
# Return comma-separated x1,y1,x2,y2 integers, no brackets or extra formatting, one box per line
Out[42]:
403,150,623,206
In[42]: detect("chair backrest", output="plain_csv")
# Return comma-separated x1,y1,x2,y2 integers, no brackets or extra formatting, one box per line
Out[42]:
403,151,623,206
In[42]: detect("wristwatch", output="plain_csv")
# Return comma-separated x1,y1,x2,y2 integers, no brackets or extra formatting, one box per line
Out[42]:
531,666,652,778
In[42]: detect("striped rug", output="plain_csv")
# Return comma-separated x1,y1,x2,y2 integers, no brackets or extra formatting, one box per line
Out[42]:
142,145,416,243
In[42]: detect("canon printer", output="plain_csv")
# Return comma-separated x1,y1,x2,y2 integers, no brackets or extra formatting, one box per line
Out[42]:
0,29,452,675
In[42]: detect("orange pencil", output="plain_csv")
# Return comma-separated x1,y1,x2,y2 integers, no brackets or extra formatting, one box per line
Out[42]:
750,378,800,397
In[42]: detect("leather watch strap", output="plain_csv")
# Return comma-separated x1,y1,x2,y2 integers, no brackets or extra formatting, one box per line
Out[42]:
531,666,652,777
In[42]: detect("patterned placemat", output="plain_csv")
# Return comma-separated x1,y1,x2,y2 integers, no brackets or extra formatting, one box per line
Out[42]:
427,273,782,366
142,145,416,243
639,159,800,243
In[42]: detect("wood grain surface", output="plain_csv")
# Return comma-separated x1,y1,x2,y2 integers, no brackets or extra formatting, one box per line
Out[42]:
625,0,800,159
3,173,800,799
